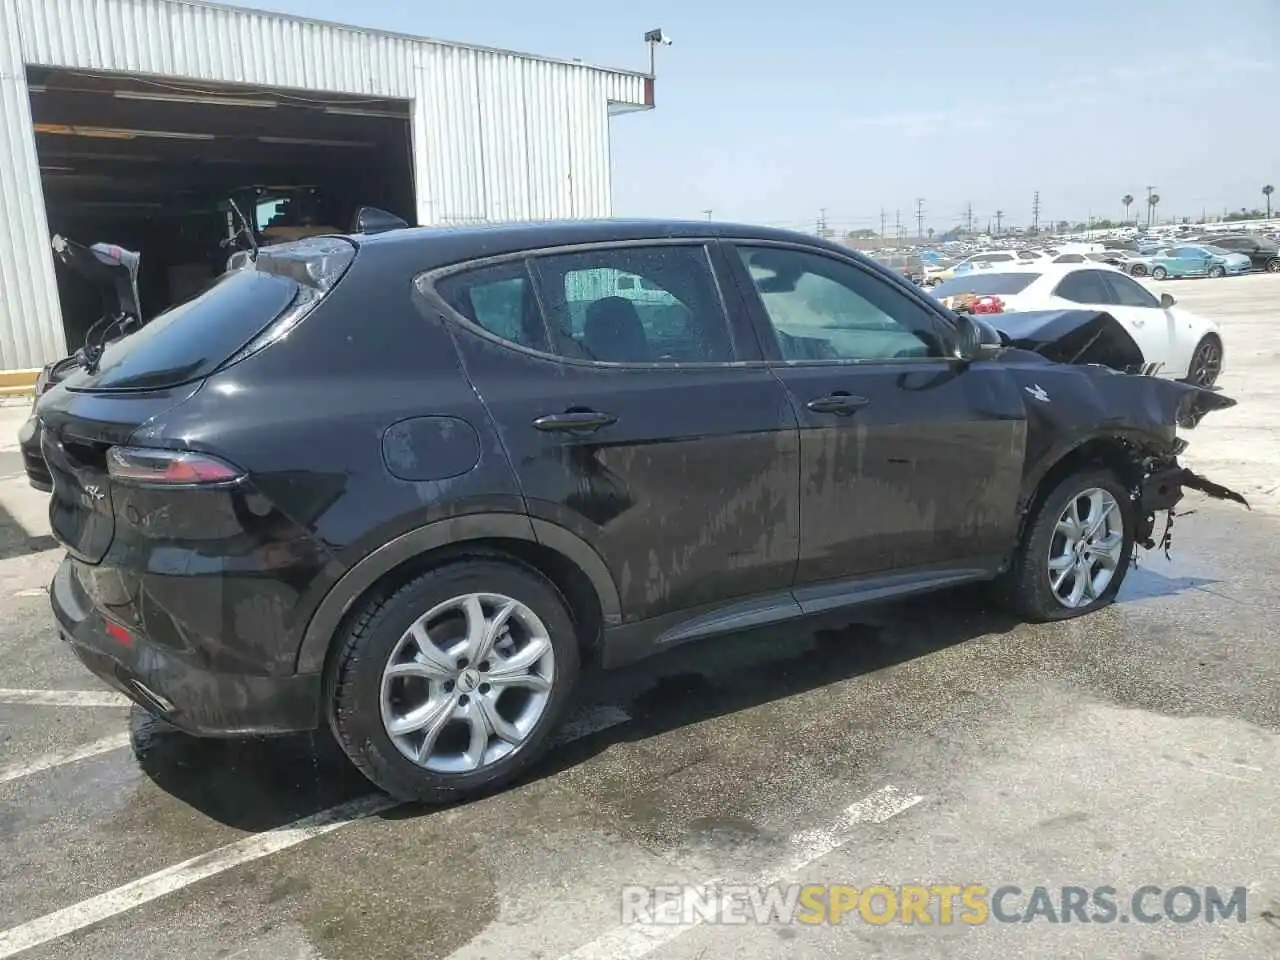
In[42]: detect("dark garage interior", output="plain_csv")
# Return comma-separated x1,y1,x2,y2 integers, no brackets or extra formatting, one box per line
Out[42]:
27,67,416,351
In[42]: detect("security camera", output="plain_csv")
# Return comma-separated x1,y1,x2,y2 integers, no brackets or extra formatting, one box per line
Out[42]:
644,28,673,45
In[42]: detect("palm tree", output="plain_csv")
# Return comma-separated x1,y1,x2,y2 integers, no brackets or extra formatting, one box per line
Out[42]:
926,227,935,241
1122,194,1134,224
1265,184,1274,219
1147,192,1160,227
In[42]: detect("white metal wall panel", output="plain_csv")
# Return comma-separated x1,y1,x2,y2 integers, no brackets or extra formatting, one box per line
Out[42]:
3,0,650,366
16,0,420,97
0,0,64,369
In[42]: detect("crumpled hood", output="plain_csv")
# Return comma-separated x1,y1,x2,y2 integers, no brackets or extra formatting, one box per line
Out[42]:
990,309,1146,371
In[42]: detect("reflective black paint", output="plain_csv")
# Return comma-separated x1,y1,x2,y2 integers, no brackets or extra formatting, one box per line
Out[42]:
40,219,1244,736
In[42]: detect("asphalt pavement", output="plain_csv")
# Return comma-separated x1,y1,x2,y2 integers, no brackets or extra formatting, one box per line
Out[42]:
0,275,1277,960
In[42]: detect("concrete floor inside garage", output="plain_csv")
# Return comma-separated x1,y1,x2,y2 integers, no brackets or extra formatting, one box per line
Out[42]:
27,67,416,352
0,274,1276,959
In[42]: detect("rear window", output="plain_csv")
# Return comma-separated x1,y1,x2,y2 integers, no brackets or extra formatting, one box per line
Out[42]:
932,273,1040,297
70,237,354,391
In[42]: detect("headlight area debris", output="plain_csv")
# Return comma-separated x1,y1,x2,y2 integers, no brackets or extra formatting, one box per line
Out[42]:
1133,463,1250,562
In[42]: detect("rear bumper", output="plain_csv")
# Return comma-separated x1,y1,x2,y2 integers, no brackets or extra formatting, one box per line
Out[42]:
17,414,52,492
52,556,322,737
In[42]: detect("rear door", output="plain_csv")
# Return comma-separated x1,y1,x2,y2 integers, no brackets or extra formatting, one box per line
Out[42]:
723,241,1026,590
425,241,800,623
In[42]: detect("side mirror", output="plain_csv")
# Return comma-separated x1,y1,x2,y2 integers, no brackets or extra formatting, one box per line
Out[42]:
953,313,1003,362
1159,293,1176,308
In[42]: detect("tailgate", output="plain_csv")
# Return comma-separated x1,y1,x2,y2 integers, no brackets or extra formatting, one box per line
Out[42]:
38,384,202,563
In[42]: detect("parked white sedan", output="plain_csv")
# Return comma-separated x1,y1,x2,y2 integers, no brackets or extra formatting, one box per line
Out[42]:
931,264,1224,387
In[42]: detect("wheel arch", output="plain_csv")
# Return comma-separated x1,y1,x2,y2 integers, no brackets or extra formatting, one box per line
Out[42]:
295,513,622,674
1016,435,1148,547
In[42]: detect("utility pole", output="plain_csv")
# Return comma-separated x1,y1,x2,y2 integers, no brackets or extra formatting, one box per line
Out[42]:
915,198,925,241
702,209,712,220
894,209,902,247
880,208,887,240
994,209,1004,236
817,208,827,236
1031,191,1040,233
964,201,974,235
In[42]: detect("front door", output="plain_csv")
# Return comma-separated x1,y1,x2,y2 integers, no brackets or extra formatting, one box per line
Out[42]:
425,240,800,623
723,242,1027,587
1052,268,1175,375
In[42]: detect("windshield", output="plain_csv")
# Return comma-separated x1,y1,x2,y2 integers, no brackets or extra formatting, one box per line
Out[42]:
67,237,356,391
932,273,1040,297
1202,245,1233,257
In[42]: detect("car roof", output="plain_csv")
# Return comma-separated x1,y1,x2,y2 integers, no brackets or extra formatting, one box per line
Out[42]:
345,218,852,272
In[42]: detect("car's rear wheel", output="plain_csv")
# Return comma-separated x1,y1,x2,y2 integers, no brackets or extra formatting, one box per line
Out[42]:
1184,335,1222,388
1267,258,1280,273
1208,265,1226,279
1129,264,1147,277
999,469,1135,621
327,558,580,802
1151,266,1167,280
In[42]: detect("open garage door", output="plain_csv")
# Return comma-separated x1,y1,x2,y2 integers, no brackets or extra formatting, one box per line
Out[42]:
27,68,415,351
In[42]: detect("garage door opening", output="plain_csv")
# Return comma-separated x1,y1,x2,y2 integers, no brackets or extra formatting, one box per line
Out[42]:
27,68,415,352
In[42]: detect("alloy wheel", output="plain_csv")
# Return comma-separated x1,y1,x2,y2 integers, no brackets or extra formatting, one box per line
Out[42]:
1047,488,1125,609
380,592,555,773
1268,260,1280,273
1189,339,1221,388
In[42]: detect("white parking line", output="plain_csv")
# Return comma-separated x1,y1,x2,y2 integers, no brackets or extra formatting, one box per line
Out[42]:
555,785,924,960
0,689,131,708
0,733,131,785
0,703,632,955
0,794,397,959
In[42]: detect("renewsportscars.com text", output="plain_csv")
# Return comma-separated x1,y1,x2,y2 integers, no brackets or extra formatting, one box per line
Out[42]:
620,884,1249,926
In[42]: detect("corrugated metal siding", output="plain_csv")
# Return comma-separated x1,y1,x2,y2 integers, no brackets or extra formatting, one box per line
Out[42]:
2,0,650,367
0,0,64,369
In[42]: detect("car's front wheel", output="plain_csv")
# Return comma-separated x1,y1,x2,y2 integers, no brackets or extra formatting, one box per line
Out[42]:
1267,258,1280,273
1151,266,1167,280
1184,335,1222,388
1208,265,1226,279
999,469,1135,621
327,557,580,802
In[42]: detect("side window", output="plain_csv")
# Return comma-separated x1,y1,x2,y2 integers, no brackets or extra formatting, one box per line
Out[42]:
1053,254,1085,263
434,261,547,351
1106,273,1161,308
735,245,948,362
530,245,733,364
1053,270,1112,305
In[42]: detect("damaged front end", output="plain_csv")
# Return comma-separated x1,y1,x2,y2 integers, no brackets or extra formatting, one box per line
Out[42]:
993,311,1251,560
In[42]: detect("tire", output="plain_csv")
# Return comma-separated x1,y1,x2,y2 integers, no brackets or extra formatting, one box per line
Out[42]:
999,468,1135,622
1151,266,1167,280
1267,258,1280,274
1129,264,1147,277
1183,335,1222,388
1208,265,1226,279
327,557,581,803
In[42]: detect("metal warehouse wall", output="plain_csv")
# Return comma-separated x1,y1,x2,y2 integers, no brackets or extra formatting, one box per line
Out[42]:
0,0,650,370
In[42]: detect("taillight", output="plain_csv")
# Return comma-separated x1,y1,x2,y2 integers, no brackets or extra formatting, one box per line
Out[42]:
972,295,1005,315
106,447,243,485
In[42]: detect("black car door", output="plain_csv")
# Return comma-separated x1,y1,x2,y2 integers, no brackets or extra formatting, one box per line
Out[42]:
422,240,800,624
721,240,1027,594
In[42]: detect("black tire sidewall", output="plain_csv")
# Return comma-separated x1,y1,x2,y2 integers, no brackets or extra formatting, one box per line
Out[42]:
1015,469,1136,621
329,560,581,802
1189,337,1219,387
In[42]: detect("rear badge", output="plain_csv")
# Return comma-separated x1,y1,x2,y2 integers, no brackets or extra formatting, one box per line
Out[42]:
1025,384,1051,403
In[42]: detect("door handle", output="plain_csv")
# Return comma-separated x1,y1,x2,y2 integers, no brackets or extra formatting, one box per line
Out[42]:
805,392,871,416
532,410,618,433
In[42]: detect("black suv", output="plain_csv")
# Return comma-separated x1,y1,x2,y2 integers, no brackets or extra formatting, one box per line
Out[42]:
39,221,1241,803
1195,234,1280,272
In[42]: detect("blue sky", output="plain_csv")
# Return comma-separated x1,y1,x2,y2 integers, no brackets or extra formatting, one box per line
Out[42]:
243,0,1275,232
